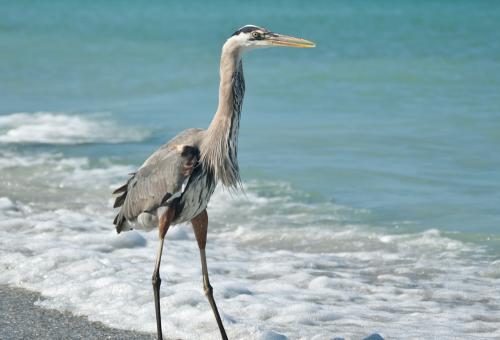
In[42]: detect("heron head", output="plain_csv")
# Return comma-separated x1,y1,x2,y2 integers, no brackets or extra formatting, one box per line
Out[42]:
229,25,315,51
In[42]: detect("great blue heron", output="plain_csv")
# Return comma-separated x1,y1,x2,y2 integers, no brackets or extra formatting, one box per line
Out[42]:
112,25,315,339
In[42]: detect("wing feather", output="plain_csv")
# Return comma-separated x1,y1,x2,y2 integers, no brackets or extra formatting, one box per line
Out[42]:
112,128,204,233
122,151,186,219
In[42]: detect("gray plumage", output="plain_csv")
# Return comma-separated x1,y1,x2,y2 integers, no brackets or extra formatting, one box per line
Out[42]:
113,128,206,232
112,25,315,236
110,25,315,340
113,37,246,233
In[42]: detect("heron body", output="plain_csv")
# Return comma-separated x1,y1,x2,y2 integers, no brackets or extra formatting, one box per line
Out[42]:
112,25,314,339
114,37,247,232
113,128,214,231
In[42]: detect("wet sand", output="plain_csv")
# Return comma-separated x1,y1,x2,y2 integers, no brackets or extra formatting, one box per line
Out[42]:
0,285,155,340
0,284,385,340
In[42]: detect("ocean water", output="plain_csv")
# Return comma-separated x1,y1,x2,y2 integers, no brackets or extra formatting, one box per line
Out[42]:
1,1,499,339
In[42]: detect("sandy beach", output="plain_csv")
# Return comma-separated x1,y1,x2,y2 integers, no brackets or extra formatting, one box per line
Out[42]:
1,285,390,340
0,285,387,340
0,285,155,340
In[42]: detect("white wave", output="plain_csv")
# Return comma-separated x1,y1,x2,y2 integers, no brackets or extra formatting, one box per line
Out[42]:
0,152,499,339
0,112,148,144
0,151,132,209
0,196,499,339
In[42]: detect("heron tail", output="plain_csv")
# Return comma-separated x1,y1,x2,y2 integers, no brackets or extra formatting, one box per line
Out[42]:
113,212,126,234
112,176,134,234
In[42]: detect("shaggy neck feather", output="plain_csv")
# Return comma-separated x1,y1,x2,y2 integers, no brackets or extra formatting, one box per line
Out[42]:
201,39,245,189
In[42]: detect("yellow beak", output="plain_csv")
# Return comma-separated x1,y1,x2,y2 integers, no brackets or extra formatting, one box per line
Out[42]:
266,33,316,48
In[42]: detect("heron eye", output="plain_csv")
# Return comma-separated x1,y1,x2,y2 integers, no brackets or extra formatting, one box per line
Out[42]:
251,31,260,39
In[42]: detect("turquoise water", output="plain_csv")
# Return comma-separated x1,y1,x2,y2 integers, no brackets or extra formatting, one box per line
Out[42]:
2,0,499,235
1,2,500,338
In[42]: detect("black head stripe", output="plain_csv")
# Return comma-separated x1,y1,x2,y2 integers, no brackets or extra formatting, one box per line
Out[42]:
231,25,260,36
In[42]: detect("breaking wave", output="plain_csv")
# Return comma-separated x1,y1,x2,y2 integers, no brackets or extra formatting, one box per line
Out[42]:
0,112,148,144
0,152,499,339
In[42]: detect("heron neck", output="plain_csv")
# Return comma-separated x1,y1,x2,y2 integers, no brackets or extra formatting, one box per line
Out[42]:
201,42,245,189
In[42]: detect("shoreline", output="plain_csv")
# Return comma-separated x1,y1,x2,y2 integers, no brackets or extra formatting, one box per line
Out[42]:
0,285,155,340
0,286,388,340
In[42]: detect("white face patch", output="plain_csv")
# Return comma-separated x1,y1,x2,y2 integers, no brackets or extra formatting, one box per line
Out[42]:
228,25,272,51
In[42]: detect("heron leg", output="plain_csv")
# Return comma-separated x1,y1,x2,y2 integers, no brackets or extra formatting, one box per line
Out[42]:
192,210,228,340
152,207,174,340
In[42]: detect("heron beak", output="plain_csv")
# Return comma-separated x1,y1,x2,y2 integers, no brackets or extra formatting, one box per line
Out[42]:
266,33,316,48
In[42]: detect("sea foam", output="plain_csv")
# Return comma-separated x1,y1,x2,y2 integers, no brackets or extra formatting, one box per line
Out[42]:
0,154,499,339
1,193,499,338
